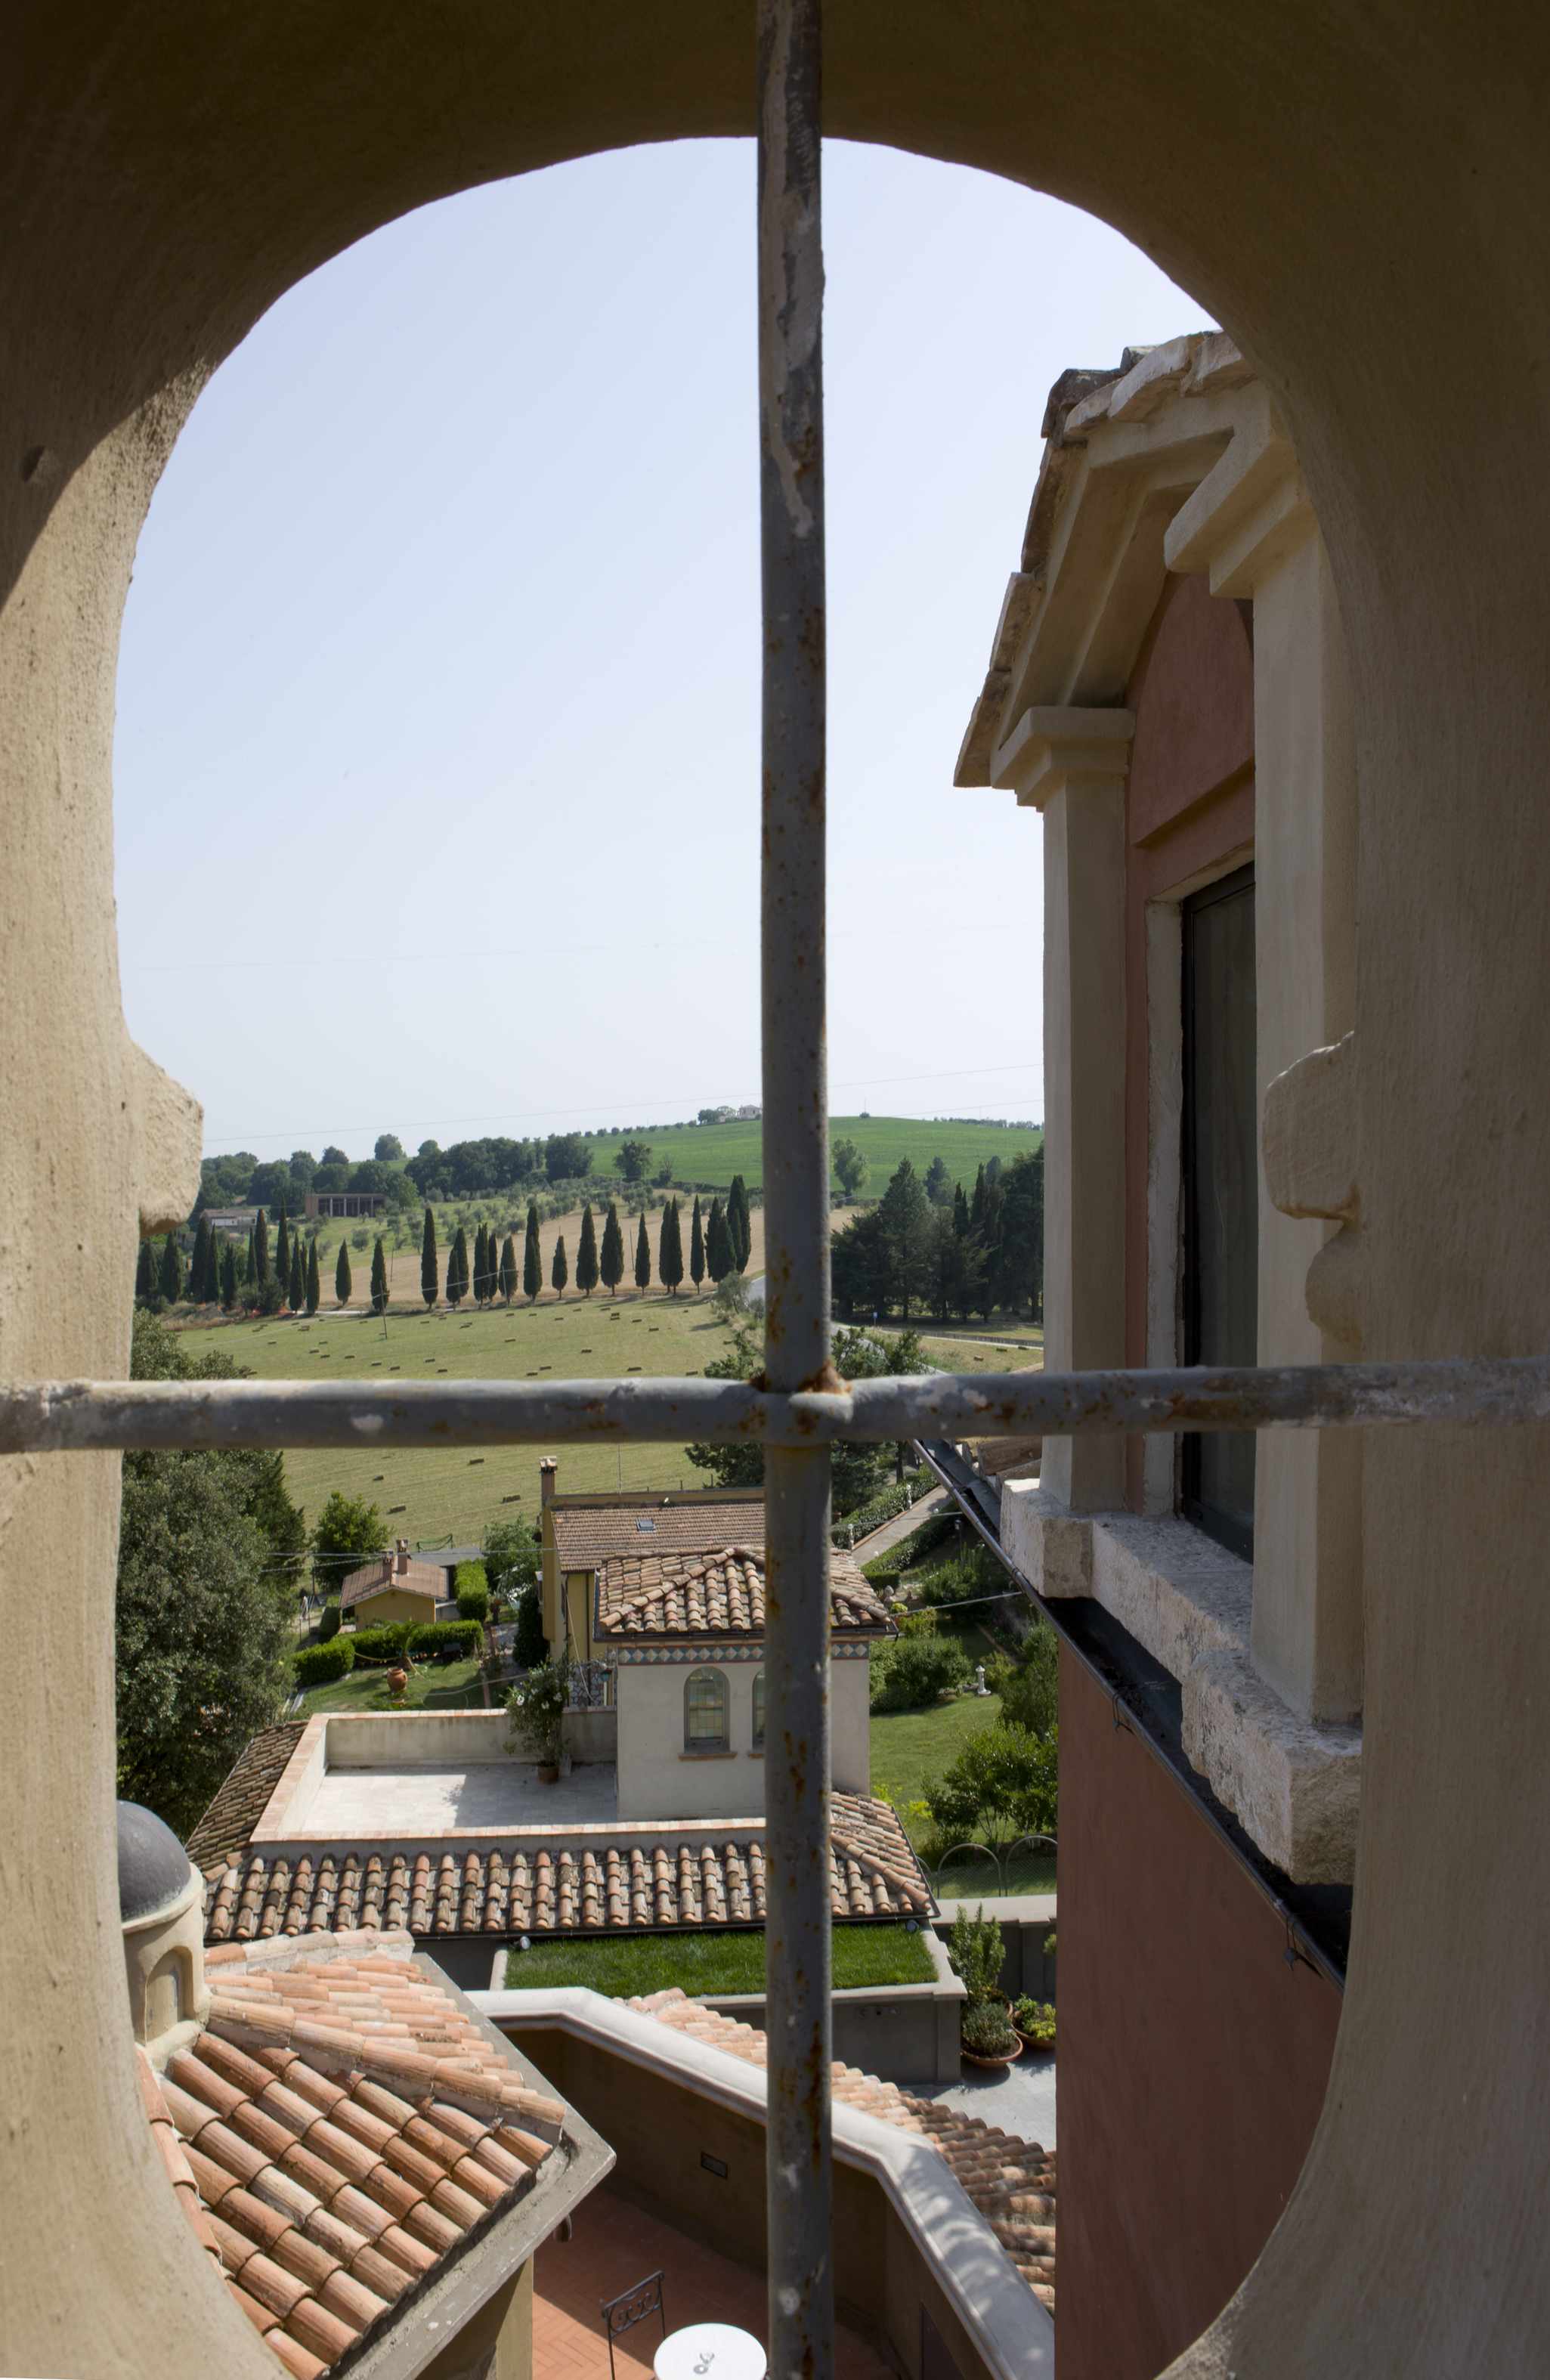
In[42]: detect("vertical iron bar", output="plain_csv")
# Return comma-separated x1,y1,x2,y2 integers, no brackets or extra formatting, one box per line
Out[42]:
757,8,833,2380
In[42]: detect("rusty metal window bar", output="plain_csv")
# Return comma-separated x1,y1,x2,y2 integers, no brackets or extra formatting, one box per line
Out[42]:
6,8,1550,2376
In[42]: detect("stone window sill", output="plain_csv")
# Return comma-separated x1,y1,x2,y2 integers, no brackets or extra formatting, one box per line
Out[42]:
747,1747,764,1758
680,1747,735,1759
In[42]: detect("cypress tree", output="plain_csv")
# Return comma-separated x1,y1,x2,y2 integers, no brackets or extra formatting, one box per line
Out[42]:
245,1228,257,1287
370,1236,389,1315
551,1233,568,1298
970,1162,988,1233
289,1233,305,1311
499,1233,518,1304
135,1239,155,1300
659,1197,684,1295
472,1221,488,1305
634,1213,651,1295
448,1224,469,1306
274,1200,290,1295
157,1231,184,1304
221,1240,239,1311
523,1202,542,1302
335,1238,352,1306
255,1207,271,1283
421,1206,438,1307
689,1196,704,1292
190,1215,212,1302
577,1202,599,1296
706,1196,731,1283
601,1202,625,1295
726,1175,751,1272
305,1237,320,1316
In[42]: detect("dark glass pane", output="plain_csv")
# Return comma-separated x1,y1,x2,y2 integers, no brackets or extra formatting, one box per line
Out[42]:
1182,868,1258,1558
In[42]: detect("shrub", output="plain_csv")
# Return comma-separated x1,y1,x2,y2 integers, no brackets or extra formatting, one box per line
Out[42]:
947,1904,1006,2006
295,1638,355,1686
456,1583,490,1623
1013,1997,1057,2045
506,1657,570,1763
407,1620,482,1659
862,1510,961,1585
317,1602,342,1642
511,1583,547,1668
870,1633,970,1711
831,1465,935,1549
924,1722,1059,1851
985,1620,1059,1738
962,1999,1019,2059
351,1624,410,1664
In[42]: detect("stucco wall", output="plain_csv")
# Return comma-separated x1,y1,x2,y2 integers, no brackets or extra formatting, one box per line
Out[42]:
350,1588,442,1626
1057,1648,1340,2380
615,1652,871,1820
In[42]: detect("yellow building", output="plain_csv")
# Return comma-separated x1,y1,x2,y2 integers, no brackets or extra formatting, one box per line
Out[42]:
340,1537,452,1627
538,1465,764,1664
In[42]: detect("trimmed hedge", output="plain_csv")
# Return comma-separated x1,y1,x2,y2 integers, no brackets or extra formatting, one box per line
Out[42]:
862,1510,961,1584
351,1623,410,1664
832,1467,934,1549
350,1618,482,1665
317,1602,342,1642
295,1638,355,1686
456,1583,490,1622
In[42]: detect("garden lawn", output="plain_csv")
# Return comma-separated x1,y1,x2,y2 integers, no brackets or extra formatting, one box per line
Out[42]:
292,1654,487,1713
501,1921,936,1996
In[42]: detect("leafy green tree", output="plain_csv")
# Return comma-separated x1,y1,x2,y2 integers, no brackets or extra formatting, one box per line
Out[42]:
255,1206,271,1283
551,1232,568,1297
995,1145,1045,1322
449,1224,469,1306
706,1196,732,1283
880,1159,933,1320
924,1722,1059,1853
985,1620,1060,1739
689,1196,705,1292
157,1231,184,1304
135,1240,155,1300
600,1202,625,1295
189,1215,212,1302
614,1139,653,1181
374,1134,404,1161
311,1488,385,1595
499,1233,518,1304
544,1132,592,1182
828,1204,891,1319
274,1199,290,1292
524,1202,542,1301
726,1175,751,1272
370,1236,389,1314
305,1238,320,1316
335,1237,352,1306
658,1197,684,1295
831,1137,869,1199
577,1202,599,1296
288,1232,305,1312
924,1156,953,1208
634,1213,651,1295
420,1206,438,1306
221,1240,239,1311
116,1314,303,1835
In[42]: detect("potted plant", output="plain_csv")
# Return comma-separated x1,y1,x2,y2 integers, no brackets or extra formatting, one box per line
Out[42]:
505,1656,570,1780
1013,1996,1057,2052
947,1904,1022,2069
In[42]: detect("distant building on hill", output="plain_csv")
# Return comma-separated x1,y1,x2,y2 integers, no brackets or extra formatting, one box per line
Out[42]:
201,1206,258,1236
736,1102,762,1119
304,1189,388,1218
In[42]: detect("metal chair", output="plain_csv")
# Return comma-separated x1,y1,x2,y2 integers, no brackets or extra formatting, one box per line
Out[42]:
600,2271,667,2380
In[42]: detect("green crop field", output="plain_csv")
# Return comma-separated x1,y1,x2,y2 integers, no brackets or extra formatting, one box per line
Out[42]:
169,1294,1041,1552
591,1112,1040,1198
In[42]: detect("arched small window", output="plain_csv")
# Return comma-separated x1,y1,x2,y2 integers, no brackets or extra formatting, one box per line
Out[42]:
752,1670,765,1750
685,1667,728,1750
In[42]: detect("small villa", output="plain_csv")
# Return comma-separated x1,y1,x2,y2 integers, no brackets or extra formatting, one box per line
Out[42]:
339,1535,456,1626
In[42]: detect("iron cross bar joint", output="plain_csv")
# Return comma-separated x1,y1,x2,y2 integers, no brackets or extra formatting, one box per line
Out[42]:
0,1357,1545,1456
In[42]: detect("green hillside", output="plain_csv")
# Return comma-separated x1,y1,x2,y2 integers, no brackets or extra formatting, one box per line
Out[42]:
623,1113,1041,1198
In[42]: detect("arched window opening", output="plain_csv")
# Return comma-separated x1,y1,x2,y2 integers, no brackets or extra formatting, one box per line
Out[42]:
685,1667,728,1751
752,1670,765,1750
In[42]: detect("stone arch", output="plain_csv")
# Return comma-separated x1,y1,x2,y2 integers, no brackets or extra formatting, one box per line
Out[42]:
5,10,1550,2377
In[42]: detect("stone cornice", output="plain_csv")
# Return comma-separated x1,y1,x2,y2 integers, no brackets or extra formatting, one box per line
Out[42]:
988,703,1135,809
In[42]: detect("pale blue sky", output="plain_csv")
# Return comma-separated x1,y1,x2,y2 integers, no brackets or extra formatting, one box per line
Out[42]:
113,138,1208,1160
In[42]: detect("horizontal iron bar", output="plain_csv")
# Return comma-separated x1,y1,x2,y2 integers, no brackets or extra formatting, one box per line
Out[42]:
0,1357,1547,1453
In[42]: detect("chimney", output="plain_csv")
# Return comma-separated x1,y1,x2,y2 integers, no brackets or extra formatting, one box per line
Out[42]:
118,1800,211,2066
540,1457,558,1508
395,1536,410,1574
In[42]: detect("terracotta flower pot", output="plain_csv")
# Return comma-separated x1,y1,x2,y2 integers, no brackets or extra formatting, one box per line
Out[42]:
388,1667,408,1697
961,2041,1023,2071
537,1763,559,1784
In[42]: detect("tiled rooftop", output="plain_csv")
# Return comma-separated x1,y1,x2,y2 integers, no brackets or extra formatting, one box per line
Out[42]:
594,1544,889,1640
140,1927,567,2377
200,1790,933,1943
630,1991,1057,2313
339,1552,447,1611
552,1495,765,1571
188,1723,308,1874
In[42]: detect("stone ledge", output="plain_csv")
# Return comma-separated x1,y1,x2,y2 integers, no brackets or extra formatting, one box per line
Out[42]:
999,1480,1360,1883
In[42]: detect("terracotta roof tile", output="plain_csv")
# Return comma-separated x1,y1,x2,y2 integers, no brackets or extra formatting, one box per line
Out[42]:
629,1992,1058,2316
339,1554,447,1612
551,1496,766,1571
138,1933,564,2375
187,1723,308,1874
594,1544,890,1640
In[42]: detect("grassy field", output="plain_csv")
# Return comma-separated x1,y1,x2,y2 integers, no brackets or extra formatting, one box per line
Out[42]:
493,1113,1041,1200
292,1654,487,1713
170,1294,1041,1550
501,1920,936,1995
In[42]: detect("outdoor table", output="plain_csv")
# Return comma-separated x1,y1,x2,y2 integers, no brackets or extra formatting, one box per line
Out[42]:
654,2324,767,2380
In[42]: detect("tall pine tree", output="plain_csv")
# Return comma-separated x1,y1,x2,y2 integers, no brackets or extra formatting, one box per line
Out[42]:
472,1221,489,1305
135,1239,156,1300
551,1233,568,1298
420,1207,438,1307
706,1196,732,1283
305,1238,320,1316
190,1215,212,1303
370,1237,389,1315
289,1233,305,1311
221,1240,239,1311
634,1213,651,1296
726,1175,751,1272
335,1238,352,1306
255,1207,271,1283
659,1198,684,1295
274,1200,290,1294
499,1233,518,1305
157,1232,184,1304
523,1202,542,1302
577,1202,599,1296
601,1202,625,1295
689,1196,705,1292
